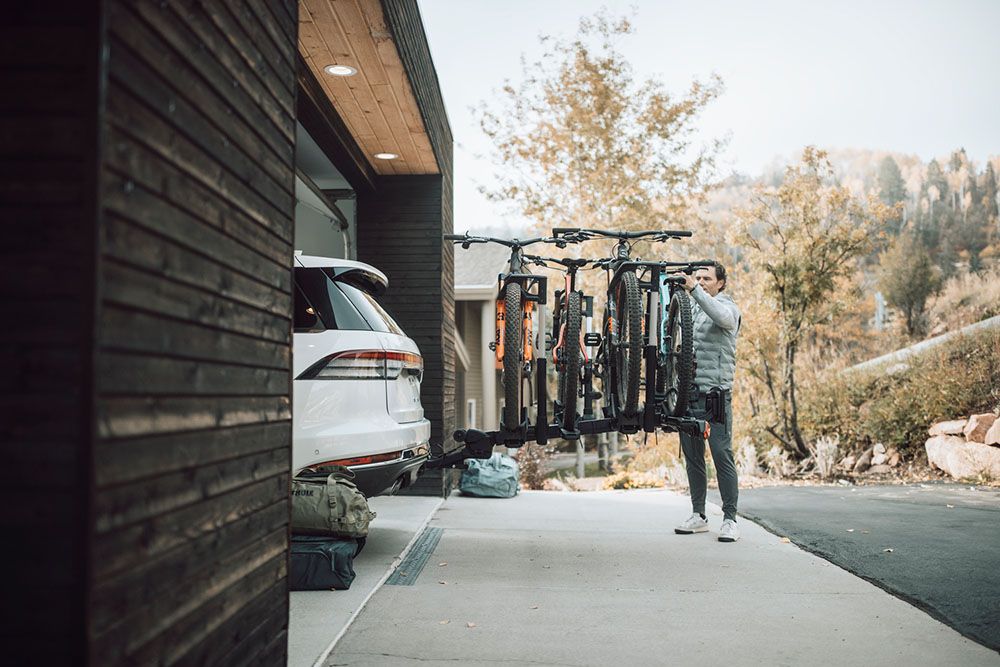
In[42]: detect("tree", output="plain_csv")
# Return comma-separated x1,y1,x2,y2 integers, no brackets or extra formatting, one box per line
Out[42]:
982,162,999,222
877,156,907,205
878,233,941,338
877,156,907,233
733,148,892,457
475,11,723,233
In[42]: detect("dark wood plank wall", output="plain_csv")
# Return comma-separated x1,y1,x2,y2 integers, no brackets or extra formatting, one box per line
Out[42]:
90,1,297,664
0,4,101,663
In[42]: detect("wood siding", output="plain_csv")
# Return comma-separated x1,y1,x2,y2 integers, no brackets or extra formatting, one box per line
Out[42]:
0,4,101,662
90,1,297,664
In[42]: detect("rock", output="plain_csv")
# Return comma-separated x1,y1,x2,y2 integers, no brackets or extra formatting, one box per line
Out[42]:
887,449,901,467
873,443,887,455
840,455,856,470
867,464,893,475
987,419,1000,446
928,419,967,437
871,453,888,466
925,435,1000,479
964,413,997,443
853,447,874,473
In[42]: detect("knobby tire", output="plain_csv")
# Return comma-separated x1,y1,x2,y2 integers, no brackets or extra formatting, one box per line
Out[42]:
502,282,523,429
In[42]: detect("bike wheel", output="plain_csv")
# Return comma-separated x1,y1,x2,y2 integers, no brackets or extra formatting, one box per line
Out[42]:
559,291,582,430
614,271,643,417
664,289,694,416
502,282,523,429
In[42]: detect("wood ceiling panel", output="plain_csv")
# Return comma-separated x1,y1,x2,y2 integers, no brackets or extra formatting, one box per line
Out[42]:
298,0,439,176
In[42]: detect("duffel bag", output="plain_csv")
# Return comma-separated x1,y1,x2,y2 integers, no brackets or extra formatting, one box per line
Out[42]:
292,466,376,538
460,453,520,498
289,535,364,591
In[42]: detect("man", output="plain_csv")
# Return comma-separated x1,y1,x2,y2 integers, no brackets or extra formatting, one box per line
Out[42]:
674,261,741,542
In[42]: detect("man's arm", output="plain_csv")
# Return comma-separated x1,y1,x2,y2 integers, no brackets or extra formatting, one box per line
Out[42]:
689,284,739,331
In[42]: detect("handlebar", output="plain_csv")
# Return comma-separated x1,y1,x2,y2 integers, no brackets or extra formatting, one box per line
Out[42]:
444,232,566,249
551,228,693,242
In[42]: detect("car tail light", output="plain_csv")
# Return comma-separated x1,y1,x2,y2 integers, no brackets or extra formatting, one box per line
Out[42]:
298,350,423,380
307,450,403,468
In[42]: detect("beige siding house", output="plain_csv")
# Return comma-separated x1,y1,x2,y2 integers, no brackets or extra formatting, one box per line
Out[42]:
454,244,509,431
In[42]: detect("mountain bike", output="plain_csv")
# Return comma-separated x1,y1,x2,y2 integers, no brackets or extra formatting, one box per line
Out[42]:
655,261,715,416
522,254,594,435
552,228,697,427
445,233,566,439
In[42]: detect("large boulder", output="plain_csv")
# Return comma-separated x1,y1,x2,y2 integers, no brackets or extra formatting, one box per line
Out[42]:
853,447,874,473
964,413,997,443
987,419,1000,447
925,435,1000,479
928,419,967,436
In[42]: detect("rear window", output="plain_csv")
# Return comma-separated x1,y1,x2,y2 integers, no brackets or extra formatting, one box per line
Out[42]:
333,278,405,336
294,267,371,332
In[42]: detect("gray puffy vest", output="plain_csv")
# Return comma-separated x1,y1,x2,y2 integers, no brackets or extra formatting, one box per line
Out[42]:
690,288,740,390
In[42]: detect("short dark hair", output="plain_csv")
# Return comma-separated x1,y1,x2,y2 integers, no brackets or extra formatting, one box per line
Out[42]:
701,261,727,290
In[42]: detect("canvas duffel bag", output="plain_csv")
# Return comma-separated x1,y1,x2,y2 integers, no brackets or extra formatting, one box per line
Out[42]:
289,535,364,591
292,467,376,538
459,453,520,498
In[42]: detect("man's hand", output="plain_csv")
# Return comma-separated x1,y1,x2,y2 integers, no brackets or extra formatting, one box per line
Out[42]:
682,273,698,292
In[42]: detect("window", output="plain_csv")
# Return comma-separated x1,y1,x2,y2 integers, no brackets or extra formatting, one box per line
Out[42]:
293,267,370,332
333,277,405,335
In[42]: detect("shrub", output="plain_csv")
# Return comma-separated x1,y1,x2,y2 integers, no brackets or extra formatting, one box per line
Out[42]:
799,329,1000,456
515,443,554,490
603,470,665,490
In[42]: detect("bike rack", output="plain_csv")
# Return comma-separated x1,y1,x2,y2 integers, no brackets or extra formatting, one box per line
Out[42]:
424,261,711,470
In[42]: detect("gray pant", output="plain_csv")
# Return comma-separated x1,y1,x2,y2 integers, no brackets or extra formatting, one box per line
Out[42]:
679,392,738,521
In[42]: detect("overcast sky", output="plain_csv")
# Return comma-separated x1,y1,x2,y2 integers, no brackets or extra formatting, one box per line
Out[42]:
417,0,1000,231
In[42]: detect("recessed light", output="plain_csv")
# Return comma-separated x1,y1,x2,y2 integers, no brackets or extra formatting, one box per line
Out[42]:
324,64,357,77
374,152,399,160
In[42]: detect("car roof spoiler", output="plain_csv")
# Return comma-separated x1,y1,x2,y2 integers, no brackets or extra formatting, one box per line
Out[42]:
330,266,388,296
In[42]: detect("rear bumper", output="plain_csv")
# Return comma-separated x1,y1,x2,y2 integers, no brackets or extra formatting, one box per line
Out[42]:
350,450,428,497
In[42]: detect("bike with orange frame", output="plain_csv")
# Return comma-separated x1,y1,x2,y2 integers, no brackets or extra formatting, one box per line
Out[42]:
445,232,569,442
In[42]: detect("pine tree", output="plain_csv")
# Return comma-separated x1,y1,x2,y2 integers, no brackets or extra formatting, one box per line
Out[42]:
877,156,907,232
983,162,999,222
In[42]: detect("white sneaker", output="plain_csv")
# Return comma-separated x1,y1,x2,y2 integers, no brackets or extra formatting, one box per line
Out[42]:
674,513,709,534
718,519,740,542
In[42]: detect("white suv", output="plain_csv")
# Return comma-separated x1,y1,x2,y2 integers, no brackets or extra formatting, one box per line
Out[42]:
293,254,431,496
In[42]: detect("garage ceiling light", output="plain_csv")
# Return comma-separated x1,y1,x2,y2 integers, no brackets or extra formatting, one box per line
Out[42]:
324,64,357,77
374,152,399,160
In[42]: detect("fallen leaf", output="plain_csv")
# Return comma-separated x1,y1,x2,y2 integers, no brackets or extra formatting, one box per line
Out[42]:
530,605,539,610
946,504,955,508
438,562,448,567
780,537,791,543
846,529,855,533
861,530,870,534
883,548,893,553
467,622,477,629
439,620,450,625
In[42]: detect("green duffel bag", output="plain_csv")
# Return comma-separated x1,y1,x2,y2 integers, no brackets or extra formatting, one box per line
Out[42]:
292,467,376,538
459,453,520,498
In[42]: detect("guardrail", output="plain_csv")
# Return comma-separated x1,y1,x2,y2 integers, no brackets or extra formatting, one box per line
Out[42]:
846,314,1000,375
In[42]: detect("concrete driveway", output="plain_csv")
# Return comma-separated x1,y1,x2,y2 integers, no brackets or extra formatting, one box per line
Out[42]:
712,483,1000,651
324,490,996,666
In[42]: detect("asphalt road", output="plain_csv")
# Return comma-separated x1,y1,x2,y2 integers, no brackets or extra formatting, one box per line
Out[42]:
711,483,1000,651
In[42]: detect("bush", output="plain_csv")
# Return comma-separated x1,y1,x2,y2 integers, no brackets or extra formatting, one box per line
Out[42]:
799,329,1000,456
603,470,665,490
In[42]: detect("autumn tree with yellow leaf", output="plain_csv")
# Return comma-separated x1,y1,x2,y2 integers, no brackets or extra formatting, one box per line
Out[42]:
733,148,895,458
476,11,724,234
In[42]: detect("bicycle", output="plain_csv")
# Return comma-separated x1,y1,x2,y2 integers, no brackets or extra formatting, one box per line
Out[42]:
521,253,594,435
445,232,568,439
551,228,701,428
